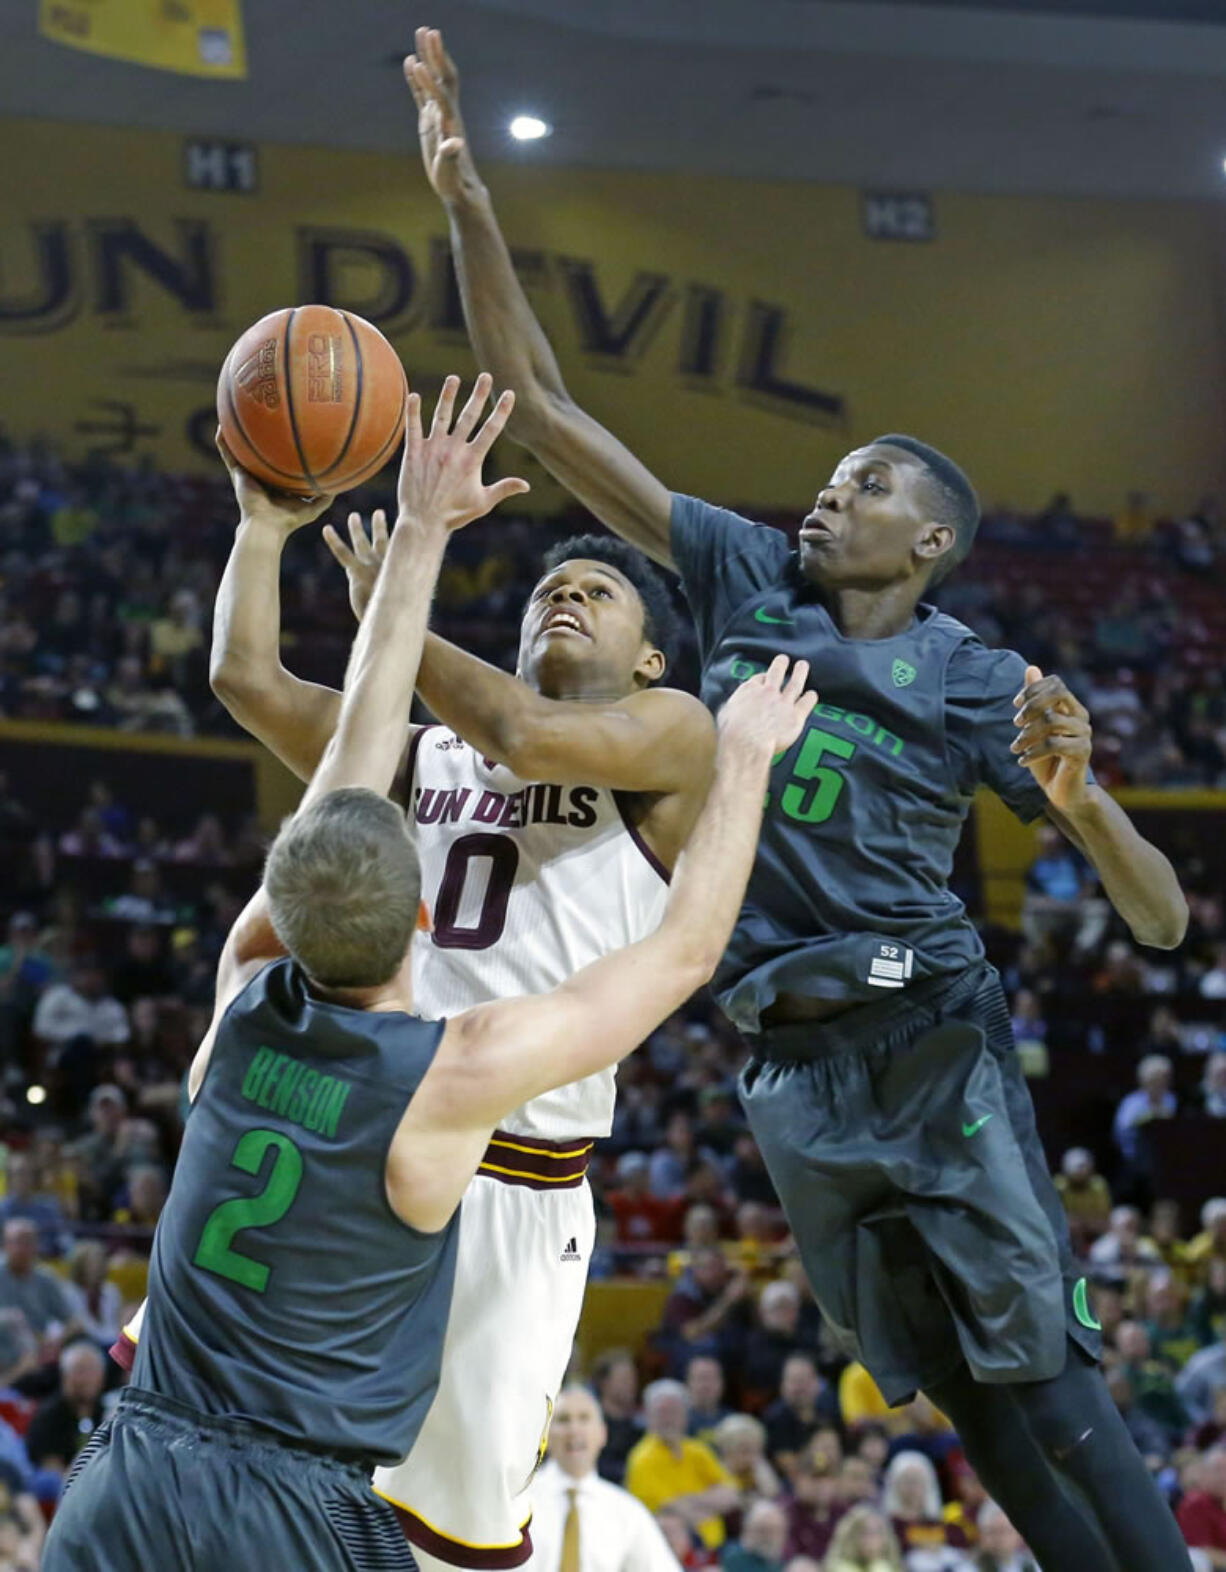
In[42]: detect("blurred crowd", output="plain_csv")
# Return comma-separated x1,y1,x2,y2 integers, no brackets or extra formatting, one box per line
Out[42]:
0,438,1225,1565
2,439,1225,787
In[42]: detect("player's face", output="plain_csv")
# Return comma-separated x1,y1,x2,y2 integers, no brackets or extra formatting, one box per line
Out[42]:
799,445,944,590
517,559,664,696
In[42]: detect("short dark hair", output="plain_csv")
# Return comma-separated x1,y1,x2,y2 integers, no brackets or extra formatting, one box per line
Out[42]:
540,533,678,678
871,433,980,585
264,788,419,989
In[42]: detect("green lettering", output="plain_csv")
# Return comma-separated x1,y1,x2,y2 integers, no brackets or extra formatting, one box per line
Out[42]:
241,1047,274,1103
730,658,763,682
845,712,875,736
271,1060,306,1119
288,1068,319,1124
303,1077,335,1133
874,726,904,757
257,1054,289,1110
814,702,845,722
318,1081,350,1139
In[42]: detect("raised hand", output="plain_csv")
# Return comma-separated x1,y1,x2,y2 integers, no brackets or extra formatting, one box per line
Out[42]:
397,373,529,534
322,509,389,623
719,656,817,757
216,431,334,536
1011,664,1093,812
405,25,478,204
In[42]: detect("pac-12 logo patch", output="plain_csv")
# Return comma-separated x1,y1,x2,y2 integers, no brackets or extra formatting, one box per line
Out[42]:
892,659,917,688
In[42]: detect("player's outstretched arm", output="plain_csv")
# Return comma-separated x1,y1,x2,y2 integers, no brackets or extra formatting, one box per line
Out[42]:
454,658,815,1112
1013,665,1188,949
300,376,527,812
210,435,344,782
325,512,713,793
407,27,675,569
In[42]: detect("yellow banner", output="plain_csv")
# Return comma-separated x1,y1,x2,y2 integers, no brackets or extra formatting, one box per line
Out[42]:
39,0,245,78
3,115,1226,514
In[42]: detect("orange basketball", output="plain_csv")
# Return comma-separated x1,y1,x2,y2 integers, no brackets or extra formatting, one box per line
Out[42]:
216,305,407,496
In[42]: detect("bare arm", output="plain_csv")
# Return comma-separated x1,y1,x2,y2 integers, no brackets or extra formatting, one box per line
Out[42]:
407,27,675,568
1013,666,1188,950
209,440,343,782
445,659,814,1120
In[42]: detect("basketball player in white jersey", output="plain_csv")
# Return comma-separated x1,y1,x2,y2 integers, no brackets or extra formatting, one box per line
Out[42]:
127,422,714,1568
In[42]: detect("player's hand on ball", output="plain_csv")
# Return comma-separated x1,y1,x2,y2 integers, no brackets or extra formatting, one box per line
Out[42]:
216,431,334,536
719,656,817,756
322,509,389,623
396,373,529,535
405,27,478,204
1011,664,1093,812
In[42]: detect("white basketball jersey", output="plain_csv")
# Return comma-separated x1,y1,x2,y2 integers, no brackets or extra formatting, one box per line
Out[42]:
404,726,669,1139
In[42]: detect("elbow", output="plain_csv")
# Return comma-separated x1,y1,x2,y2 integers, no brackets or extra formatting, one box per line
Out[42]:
1135,902,1189,952
511,386,573,450
209,655,256,715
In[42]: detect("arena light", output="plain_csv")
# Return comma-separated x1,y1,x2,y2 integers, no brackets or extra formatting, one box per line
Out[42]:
26,1085,46,1105
509,115,550,142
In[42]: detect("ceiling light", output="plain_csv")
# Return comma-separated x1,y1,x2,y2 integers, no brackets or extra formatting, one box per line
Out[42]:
26,1085,46,1105
509,115,550,142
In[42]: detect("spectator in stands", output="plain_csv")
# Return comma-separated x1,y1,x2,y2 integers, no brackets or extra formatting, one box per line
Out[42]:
1112,1052,1178,1171
712,1413,783,1516
1190,1387,1226,1453
625,1380,739,1554
964,1501,1035,1572
656,1505,708,1570
0,1151,70,1259
594,1349,645,1485
1144,1273,1200,1369
1191,1259,1226,1349
730,1202,785,1283
742,1281,813,1407
783,1449,845,1563
721,1499,788,1572
1176,1444,1226,1562
686,1355,732,1441
112,1162,167,1232
101,857,180,925
882,1451,967,1568
1178,1334,1226,1426
1091,1202,1160,1273
670,1205,723,1278
652,1113,700,1200
68,1083,128,1221
0,1487,45,1571
0,912,56,1045
530,1385,683,1571
31,959,129,1057
0,1222,75,1349
1021,824,1106,957
728,1134,777,1208
940,1458,986,1549
1188,1200,1226,1284
61,1240,122,1350
172,811,232,867
1150,1198,1192,1285
611,1151,678,1248
1053,1147,1112,1247
110,926,176,1005
23,1339,106,1475
763,1354,838,1477
824,1505,904,1572
659,1247,753,1376
1199,1050,1226,1115
57,806,127,859
1113,1320,1189,1443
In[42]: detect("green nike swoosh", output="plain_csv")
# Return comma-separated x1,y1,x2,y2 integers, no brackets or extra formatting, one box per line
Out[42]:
961,1114,994,1138
1073,1276,1103,1332
754,606,795,626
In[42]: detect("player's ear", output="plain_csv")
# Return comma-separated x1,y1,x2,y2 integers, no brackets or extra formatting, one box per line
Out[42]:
635,643,666,685
915,521,954,566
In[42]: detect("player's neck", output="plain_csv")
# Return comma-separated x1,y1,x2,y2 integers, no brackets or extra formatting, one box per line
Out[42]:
823,580,923,640
533,675,634,704
307,978,414,1014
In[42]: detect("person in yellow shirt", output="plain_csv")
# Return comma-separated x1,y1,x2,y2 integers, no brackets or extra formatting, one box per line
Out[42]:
624,1379,738,1550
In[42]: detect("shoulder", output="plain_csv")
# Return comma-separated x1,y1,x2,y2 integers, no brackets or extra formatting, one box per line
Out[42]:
943,626,1027,698
669,494,793,573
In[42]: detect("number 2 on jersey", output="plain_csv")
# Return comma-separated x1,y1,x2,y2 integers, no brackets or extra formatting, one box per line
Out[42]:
779,727,857,824
193,1129,304,1293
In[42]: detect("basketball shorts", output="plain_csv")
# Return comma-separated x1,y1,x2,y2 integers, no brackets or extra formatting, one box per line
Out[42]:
740,963,1101,1406
43,1388,417,1572
375,1134,596,1569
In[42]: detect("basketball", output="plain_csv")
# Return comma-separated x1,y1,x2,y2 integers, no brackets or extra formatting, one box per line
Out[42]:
216,305,408,496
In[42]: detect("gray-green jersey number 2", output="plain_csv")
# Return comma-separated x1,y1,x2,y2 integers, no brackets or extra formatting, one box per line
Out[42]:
193,1128,304,1293
771,727,858,825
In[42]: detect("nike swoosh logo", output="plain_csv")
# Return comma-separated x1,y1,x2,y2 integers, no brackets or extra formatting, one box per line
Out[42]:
961,1114,994,1138
754,606,795,626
